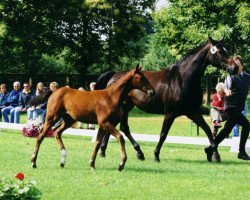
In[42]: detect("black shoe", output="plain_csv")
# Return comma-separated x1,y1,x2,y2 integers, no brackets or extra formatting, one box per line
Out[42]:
238,152,250,160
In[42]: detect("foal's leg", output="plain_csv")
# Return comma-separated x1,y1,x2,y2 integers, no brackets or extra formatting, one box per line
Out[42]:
187,112,221,162
54,115,76,168
89,128,105,170
154,113,175,162
102,122,127,171
31,119,55,168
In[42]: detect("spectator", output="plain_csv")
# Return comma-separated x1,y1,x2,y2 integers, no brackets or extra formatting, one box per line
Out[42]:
87,82,96,130
77,87,85,129
210,82,227,138
10,83,35,123
49,82,61,128
1,81,21,123
49,82,59,91
0,84,9,121
28,82,47,123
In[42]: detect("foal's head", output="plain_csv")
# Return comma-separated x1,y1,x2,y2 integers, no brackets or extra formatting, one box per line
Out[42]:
131,64,154,97
207,36,238,75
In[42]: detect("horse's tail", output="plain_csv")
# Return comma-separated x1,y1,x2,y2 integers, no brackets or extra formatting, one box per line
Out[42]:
28,90,53,107
95,70,116,90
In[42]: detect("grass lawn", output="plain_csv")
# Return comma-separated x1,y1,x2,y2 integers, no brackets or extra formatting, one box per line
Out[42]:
0,129,249,200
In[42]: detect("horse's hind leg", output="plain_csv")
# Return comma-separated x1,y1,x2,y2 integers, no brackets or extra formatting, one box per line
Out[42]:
187,112,221,162
154,113,175,162
54,114,76,168
31,119,55,168
102,122,127,171
100,133,110,157
89,128,105,170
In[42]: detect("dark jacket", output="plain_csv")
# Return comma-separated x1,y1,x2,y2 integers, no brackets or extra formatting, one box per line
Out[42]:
225,72,250,111
19,89,35,109
4,90,21,107
0,91,9,106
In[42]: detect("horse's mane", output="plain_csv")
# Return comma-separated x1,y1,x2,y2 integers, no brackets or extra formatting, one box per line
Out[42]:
169,42,208,70
107,70,129,86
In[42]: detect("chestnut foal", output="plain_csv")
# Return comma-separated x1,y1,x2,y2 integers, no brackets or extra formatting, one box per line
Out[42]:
30,65,153,171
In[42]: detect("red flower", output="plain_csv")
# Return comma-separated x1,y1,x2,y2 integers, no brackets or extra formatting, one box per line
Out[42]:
15,173,25,180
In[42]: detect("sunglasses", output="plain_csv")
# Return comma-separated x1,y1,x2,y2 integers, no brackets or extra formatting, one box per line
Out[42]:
24,85,29,88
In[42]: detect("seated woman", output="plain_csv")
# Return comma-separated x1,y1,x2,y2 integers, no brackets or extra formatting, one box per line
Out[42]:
28,82,47,123
210,82,227,138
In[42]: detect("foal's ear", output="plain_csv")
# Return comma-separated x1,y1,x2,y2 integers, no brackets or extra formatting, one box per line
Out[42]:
135,63,142,72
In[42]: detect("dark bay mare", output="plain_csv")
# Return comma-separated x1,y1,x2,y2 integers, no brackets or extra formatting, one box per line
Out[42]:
96,37,238,162
29,65,154,171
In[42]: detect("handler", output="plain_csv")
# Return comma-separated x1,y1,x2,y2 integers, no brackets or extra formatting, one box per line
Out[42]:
205,55,250,161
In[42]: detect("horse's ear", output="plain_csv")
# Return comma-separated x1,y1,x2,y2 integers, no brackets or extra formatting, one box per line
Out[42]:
208,35,215,45
220,35,225,42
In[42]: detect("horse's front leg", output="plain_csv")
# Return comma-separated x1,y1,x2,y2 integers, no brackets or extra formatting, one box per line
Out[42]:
89,128,105,170
154,113,175,162
187,112,221,162
119,106,144,161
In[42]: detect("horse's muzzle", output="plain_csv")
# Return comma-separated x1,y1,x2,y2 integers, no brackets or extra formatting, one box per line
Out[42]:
147,90,154,97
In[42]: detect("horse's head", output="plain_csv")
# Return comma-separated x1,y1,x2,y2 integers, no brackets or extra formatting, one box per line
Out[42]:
131,64,154,97
207,36,238,75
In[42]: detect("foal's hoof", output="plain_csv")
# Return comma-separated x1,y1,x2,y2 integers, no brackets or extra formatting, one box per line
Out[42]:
118,164,124,171
137,152,145,161
60,162,65,168
212,151,221,162
32,163,37,168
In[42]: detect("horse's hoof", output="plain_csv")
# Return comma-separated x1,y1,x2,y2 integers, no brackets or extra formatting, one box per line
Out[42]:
118,164,124,171
137,152,145,161
154,152,160,162
212,151,221,162
32,163,37,168
204,146,213,162
91,166,95,171
99,151,106,157
60,162,65,168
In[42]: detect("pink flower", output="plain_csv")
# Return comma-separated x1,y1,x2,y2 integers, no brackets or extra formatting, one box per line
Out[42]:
15,173,25,180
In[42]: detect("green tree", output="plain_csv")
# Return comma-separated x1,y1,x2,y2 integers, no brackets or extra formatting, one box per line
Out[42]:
144,0,250,70
0,0,156,77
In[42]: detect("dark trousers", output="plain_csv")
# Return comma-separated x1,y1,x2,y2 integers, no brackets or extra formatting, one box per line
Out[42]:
215,108,250,153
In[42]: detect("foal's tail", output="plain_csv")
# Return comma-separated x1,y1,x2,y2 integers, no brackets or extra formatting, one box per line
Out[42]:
28,90,53,107
95,70,116,90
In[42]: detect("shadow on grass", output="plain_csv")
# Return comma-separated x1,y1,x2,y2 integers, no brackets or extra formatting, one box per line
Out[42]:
173,158,249,166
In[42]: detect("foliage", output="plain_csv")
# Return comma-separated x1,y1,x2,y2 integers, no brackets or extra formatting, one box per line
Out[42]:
0,0,156,77
143,0,250,71
0,173,42,199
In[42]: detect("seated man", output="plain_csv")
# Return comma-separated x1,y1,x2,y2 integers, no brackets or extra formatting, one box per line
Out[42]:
10,83,35,123
210,82,227,138
1,81,21,123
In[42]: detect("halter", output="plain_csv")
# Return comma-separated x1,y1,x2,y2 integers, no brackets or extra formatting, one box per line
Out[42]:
210,43,229,71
